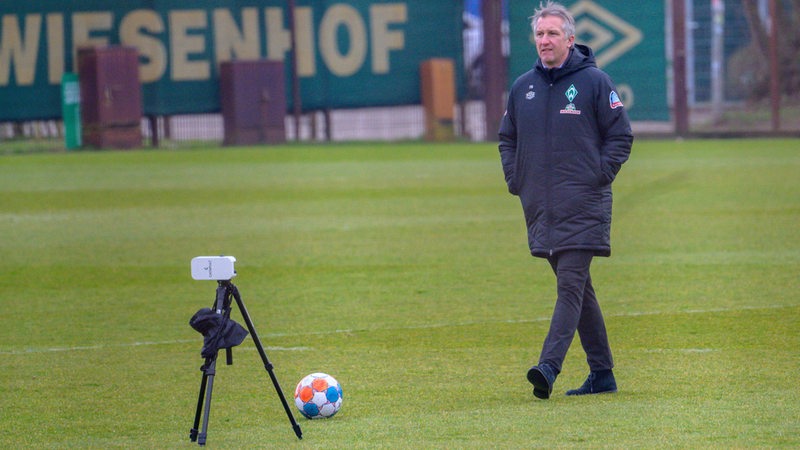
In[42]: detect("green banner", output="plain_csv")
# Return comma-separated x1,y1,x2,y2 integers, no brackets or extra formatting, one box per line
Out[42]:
0,0,464,120
508,0,668,120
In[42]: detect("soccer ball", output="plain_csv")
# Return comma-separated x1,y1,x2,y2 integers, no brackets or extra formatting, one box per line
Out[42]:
294,373,343,419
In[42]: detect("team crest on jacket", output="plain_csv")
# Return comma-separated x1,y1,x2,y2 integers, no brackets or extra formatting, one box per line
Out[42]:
609,91,624,109
525,85,535,100
565,84,578,102
560,84,581,115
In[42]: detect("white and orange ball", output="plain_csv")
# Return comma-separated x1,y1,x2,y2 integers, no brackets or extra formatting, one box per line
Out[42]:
294,373,343,419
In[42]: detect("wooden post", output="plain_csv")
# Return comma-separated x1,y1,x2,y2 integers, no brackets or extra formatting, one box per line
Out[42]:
420,59,456,141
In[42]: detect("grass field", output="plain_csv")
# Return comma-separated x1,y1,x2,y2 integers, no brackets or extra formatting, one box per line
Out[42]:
1,139,798,448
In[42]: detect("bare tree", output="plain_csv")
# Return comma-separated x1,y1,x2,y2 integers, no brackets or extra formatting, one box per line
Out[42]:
739,0,800,99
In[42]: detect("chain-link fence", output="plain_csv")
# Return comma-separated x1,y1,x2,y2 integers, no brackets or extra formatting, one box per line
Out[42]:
1,0,797,147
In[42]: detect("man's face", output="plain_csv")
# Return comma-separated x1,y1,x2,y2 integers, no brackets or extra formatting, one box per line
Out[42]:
534,15,574,68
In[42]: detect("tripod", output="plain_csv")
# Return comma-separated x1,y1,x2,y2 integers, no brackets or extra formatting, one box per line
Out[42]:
189,280,302,445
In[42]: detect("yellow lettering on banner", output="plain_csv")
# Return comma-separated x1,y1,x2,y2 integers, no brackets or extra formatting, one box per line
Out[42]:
319,4,366,77
264,7,315,76
370,4,406,74
120,10,166,83
46,14,64,83
213,7,259,63
264,8,289,61
169,10,210,80
72,12,113,66
294,7,315,76
1,3,413,89
0,15,41,86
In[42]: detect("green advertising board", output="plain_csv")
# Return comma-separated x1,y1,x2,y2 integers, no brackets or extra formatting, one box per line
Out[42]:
0,0,464,120
508,0,669,120
60,72,81,149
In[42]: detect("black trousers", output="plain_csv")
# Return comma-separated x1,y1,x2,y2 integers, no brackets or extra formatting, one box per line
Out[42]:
538,250,614,373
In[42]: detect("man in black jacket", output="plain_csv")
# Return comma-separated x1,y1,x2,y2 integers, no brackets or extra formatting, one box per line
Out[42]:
498,1,633,399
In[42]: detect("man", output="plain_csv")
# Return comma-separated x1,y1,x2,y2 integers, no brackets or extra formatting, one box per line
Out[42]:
498,1,633,399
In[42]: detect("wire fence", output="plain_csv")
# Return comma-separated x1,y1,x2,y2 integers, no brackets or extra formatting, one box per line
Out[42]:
2,0,798,146
0,101,491,144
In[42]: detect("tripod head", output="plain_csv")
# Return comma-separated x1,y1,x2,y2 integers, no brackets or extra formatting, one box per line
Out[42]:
214,280,235,313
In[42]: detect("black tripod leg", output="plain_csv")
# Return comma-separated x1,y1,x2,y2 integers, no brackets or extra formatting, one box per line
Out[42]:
197,357,218,446
232,287,303,440
190,367,209,442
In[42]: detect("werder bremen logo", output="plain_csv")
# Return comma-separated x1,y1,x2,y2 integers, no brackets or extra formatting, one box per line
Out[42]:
565,84,578,102
561,84,581,115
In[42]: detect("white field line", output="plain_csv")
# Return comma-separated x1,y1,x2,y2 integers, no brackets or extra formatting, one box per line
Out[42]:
1,339,311,355
1,304,793,356
642,348,718,354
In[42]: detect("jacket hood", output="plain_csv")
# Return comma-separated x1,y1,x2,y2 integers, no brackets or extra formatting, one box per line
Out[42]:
536,43,597,80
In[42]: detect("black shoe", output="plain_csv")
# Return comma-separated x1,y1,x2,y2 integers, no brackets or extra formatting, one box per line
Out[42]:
527,364,557,399
566,369,617,396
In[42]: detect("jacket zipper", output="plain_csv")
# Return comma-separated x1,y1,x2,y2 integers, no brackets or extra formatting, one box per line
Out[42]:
545,80,555,256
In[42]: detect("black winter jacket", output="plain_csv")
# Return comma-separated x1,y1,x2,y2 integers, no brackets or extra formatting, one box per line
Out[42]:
498,44,633,258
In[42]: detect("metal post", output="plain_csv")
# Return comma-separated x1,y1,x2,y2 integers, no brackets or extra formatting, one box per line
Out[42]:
768,0,780,131
482,0,505,141
148,115,159,147
672,0,690,137
324,109,332,141
288,0,302,141
710,0,725,125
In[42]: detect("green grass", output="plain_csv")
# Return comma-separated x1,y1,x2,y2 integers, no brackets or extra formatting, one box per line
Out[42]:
0,139,798,448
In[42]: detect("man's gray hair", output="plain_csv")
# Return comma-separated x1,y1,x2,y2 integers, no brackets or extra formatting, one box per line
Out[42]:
530,1,576,37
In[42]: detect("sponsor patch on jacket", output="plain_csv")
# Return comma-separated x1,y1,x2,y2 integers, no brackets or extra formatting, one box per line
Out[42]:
560,103,581,115
609,91,624,109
